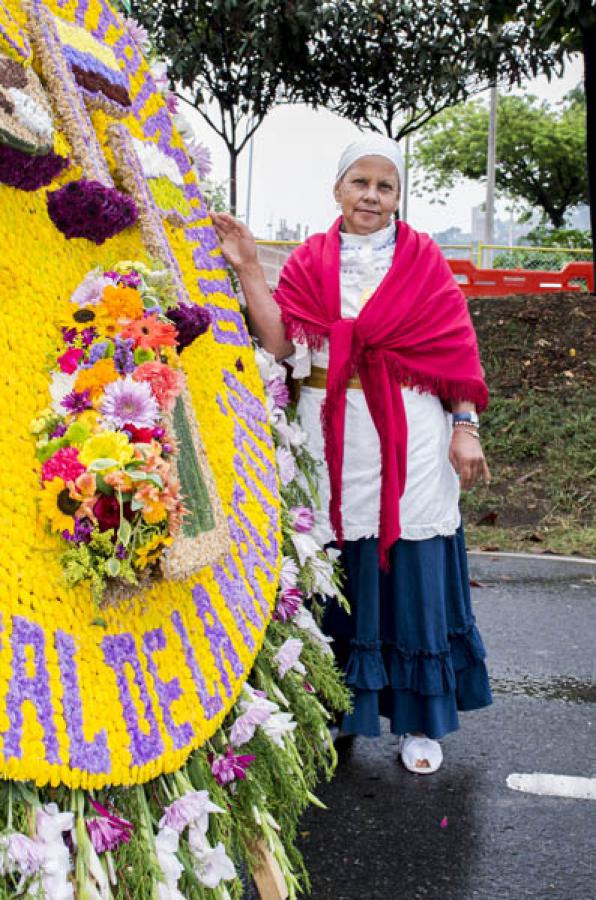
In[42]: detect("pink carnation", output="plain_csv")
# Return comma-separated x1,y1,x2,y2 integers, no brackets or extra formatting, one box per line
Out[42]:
57,347,84,374
133,362,183,412
41,447,86,484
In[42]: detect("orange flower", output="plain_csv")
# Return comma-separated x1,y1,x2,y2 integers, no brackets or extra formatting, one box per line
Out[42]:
121,314,178,350
99,284,144,322
104,470,134,492
74,358,118,400
67,471,98,521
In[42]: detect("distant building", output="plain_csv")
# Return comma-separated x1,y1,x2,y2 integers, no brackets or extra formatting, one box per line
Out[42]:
275,219,309,241
470,204,540,245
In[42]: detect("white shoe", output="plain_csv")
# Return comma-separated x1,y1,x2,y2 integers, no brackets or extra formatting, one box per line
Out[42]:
398,733,443,775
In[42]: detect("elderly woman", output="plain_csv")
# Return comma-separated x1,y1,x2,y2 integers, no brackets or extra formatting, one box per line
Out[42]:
213,134,492,774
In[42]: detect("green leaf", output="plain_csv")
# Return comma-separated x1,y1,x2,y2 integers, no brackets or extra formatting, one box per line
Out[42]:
105,558,121,577
118,519,132,546
88,458,118,472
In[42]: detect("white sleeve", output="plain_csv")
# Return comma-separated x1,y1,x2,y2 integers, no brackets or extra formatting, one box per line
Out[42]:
284,340,312,379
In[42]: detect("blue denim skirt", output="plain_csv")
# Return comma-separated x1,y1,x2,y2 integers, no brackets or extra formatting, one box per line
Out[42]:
322,526,492,739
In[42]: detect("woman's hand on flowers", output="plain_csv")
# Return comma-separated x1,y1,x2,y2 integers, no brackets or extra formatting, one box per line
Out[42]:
449,430,490,491
211,212,259,272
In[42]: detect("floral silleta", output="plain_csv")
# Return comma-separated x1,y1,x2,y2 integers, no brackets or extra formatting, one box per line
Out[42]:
32,260,211,605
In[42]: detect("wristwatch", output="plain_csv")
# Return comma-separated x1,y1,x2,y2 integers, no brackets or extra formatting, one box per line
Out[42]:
452,411,480,426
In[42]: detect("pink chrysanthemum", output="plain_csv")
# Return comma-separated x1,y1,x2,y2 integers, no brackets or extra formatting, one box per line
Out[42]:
41,447,86,484
100,375,159,430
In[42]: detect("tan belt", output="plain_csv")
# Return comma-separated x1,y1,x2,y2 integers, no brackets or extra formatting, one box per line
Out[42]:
302,365,362,390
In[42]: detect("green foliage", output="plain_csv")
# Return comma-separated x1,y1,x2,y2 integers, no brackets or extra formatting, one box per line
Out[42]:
298,0,565,139
129,0,325,212
414,89,588,227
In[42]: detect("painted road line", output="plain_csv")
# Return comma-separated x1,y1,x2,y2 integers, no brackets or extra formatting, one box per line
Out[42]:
507,773,596,800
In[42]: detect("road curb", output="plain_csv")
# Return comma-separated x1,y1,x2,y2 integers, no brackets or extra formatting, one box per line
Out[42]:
468,549,596,566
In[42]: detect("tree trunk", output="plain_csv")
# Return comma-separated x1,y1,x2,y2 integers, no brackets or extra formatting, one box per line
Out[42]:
229,148,238,217
582,24,596,290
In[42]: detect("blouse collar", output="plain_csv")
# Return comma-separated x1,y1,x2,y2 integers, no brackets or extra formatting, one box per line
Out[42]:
339,220,396,251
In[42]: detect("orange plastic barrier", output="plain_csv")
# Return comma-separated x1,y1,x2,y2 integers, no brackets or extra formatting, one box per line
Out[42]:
448,260,594,297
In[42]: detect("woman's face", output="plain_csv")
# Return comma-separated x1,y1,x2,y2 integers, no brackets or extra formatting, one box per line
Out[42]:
334,155,400,235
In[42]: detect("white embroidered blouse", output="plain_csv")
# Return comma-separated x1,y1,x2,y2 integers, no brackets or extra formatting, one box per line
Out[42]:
288,220,461,544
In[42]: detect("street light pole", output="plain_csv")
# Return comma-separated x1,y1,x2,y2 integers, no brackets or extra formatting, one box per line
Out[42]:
484,83,498,267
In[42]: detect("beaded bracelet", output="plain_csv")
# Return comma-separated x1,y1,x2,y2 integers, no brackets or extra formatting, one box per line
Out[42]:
453,420,480,431
454,428,481,440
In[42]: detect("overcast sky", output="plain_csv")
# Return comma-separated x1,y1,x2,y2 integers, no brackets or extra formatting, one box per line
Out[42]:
181,55,584,240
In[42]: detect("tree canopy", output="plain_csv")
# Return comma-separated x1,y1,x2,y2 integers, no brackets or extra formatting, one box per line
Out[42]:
299,0,565,140
130,0,325,213
413,88,588,229
129,1,567,214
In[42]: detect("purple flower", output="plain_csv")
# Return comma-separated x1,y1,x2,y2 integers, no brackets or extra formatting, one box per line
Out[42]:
80,327,97,347
274,586,303,622
165,91,179,114
115,543,127,559
100,376,159,429
290,506,314,533
159,791,224,835
87,799,133,853
210,747,255,786
123,16,151,52
85,341,111,367
113,337,135,374
70,269,113,307
276,446,296,486
0,832,43,877
62,326,77,344
267,377,290,409
50,423,68,439
120,271,142,288
166,303,211,352
188,141,212,180
61,388,92,414
47,179,138,245
0,144,68,191
62,518,93,544
274,637,305,678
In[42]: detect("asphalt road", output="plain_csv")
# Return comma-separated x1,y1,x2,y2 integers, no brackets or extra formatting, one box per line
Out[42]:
298,554,596,900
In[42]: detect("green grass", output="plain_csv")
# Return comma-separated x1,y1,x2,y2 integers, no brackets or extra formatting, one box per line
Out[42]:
461,294,595,558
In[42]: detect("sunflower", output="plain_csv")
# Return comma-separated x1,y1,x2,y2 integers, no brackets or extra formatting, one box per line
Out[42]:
39,477,79,533
135,533,172,569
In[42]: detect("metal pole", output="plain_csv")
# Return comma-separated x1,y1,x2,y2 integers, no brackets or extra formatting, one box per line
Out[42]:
245,120,254,227
401,132,411,222
484,83,498,267
582,24,596,292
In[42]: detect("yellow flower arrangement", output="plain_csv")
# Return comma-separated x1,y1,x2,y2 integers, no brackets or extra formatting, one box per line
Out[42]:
0,0,281,794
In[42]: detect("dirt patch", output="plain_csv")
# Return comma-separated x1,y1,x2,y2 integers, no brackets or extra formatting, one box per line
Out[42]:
461,292,595,555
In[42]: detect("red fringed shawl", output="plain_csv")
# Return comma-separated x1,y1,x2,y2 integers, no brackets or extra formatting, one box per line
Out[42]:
274,218,489,568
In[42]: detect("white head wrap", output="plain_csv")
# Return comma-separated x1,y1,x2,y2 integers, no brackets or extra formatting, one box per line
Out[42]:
335,134,405,191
